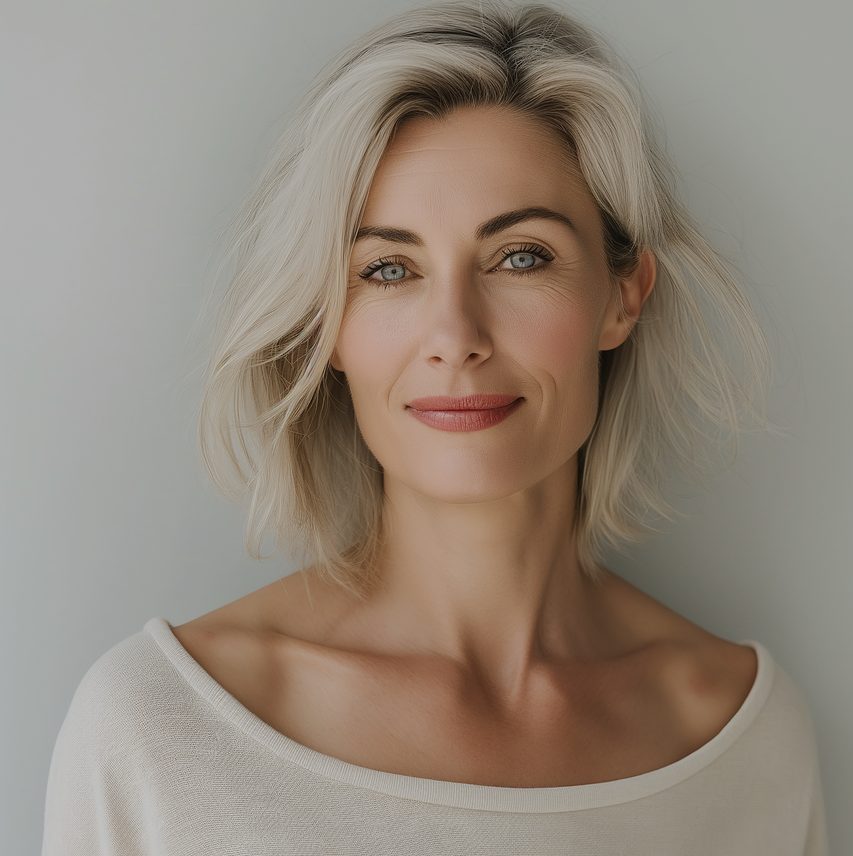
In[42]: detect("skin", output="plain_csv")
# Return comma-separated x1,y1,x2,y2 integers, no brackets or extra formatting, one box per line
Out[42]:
174,105,757,788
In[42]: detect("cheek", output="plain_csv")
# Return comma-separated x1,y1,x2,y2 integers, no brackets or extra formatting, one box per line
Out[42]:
514,291,605,380
334,306,406,409
537,313,600,366
512,298,605,446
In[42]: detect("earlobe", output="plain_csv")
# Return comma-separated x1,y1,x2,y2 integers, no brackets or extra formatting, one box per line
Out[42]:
330,348,344,373
599,250,656,351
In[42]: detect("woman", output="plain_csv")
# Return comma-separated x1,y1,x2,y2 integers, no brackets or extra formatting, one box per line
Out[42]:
43,2,826,853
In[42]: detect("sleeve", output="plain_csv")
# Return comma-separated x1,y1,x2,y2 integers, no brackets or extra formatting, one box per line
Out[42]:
42,650,155,856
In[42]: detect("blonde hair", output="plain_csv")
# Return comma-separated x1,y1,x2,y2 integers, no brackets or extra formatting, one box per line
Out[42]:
199,1,768,592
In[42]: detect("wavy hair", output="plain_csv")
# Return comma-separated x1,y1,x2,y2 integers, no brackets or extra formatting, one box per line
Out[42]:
199,1,769,593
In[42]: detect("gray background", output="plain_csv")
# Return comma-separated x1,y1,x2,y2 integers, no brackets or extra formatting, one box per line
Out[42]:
2,0,850,852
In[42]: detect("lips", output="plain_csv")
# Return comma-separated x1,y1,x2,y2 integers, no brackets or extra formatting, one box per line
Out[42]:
406,394,522,432
408,394,518,411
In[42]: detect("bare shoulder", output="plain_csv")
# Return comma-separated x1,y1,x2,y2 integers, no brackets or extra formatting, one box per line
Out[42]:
599,571,758,748
170,569,350,694
170,570,391,754
173,569,335,636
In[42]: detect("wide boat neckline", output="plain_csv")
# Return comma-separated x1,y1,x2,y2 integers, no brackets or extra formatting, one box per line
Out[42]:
144,617,774,814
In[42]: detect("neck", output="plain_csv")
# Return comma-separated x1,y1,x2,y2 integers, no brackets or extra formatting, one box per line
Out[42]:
349,455,606,691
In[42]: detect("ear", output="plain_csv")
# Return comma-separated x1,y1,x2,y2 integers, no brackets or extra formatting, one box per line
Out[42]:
598,250,656,351
329,347,344,373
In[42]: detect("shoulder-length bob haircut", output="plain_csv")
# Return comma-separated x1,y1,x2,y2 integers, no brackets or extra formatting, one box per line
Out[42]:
200,0,768,592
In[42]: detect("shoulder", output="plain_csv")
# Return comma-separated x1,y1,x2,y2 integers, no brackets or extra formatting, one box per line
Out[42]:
45,628,171,853
656,633,758,740
66,626,170,724
57,620,212,758
45,621,193,847
170,570,353,675
751,653,822,765
600,571,822,764
169,571,349,720
597,572,759,749
601,571,757,686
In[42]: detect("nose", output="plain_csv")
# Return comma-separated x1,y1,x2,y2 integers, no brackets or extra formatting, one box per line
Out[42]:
418,274,492,370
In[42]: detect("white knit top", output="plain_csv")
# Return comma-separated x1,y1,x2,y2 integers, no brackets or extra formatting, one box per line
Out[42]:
43,618,827,855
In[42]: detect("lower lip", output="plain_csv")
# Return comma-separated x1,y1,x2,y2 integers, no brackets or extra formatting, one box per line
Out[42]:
406,399,522,432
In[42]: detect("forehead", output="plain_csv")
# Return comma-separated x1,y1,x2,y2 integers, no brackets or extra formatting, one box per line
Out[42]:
363,106,600,228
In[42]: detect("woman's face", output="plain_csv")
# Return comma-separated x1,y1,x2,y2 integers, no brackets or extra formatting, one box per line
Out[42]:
334,105,649,505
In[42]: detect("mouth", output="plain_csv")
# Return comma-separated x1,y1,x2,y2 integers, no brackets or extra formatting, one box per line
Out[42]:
406,394,522,432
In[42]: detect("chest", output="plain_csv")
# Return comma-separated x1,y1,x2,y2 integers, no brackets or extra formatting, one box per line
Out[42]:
233,651,705,787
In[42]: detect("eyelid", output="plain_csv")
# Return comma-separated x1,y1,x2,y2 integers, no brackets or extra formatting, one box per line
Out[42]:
495,243,555,269
358,255,410,280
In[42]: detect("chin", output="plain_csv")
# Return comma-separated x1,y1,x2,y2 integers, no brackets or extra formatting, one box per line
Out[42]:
391,451,556,506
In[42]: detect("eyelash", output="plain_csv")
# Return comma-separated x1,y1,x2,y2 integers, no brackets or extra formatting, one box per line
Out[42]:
358,256,406,288
499,243,555,271
357,244,555,288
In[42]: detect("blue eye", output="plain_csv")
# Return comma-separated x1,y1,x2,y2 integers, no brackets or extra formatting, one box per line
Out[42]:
377,264,406,281
508,252,537,269
359,258,409,286
499,245,553,272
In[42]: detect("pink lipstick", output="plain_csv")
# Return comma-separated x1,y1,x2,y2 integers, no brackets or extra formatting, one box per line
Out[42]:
406,394,522,432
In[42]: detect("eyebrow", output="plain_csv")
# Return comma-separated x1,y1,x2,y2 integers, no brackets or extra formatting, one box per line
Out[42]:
475,207,577,240
354,207,577,245
354,226,423,245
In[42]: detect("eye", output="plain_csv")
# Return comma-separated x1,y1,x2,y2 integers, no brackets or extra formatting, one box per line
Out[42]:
497,244,554,273
359,257,409,287
379,264,406,281
507,252,537,269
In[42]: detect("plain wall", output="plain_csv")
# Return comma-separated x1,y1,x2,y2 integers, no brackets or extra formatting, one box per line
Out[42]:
2,0,850,852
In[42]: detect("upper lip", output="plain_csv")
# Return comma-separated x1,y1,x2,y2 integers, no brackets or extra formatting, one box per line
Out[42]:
407,394,520,411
